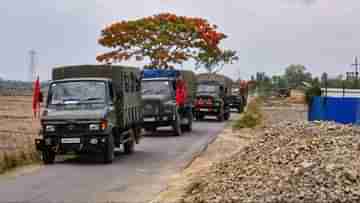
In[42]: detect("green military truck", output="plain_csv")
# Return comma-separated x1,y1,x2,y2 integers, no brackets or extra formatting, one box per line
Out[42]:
35,65,142,164
141,69,196,136
228,81,248,113
194,73,233,121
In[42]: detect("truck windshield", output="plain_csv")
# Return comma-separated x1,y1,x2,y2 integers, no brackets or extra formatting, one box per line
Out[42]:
197,84,219,94
48,81,106,105
142,80,171,96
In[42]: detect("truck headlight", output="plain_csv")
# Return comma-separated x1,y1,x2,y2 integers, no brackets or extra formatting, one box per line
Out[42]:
89,124,100,131
100,120,108,130
45,125,55,132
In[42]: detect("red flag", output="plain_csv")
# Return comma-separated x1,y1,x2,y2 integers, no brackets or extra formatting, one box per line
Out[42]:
32,76,41,118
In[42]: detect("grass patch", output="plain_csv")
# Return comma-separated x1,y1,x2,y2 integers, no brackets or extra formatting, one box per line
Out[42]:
233,97,263,129
0,150,40,174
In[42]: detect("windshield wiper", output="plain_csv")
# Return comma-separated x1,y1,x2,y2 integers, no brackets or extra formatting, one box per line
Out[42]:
79,97,105,104
83,97,104,101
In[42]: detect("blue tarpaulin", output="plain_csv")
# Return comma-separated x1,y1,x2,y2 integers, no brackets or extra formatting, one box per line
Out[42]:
142,69,179,79
308,96,360,124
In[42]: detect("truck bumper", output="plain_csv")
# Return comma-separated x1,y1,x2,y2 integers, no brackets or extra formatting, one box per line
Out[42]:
142,114,175,128
229,103,242,108
35,134,111,154
194,107,221,116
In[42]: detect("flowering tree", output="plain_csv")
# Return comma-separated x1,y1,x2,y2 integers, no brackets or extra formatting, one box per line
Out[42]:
97,13,237,69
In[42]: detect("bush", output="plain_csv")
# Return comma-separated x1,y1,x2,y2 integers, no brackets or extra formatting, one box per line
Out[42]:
233,98,262,129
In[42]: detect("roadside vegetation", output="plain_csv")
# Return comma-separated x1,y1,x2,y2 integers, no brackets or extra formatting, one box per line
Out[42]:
233,97,263,129
0,96,41,175
0,150,40,174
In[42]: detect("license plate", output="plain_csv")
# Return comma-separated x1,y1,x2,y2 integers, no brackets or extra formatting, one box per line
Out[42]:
144,117,156,122
61,138,81,144
200,108,209,112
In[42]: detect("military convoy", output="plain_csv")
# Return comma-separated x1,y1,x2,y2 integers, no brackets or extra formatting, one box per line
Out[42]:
35,65,246,164
35,65,143,164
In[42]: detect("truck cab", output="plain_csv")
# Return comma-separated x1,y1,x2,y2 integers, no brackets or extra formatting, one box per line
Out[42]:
35,65,142,164
194,81,231,121
141,69,194,136
228,87,245,113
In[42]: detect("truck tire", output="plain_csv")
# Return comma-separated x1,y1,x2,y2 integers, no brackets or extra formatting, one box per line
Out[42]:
124,129,135,154
103,134,114,164
224,112,230,121
196,114,204,121
173,112,182,136
144,127,156,133
217,109,225,122
238,106,244,113
42,150,55,164
182,112,193,132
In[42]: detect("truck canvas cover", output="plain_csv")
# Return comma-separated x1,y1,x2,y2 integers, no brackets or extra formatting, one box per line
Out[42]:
196,73,233,96
142,69,179,79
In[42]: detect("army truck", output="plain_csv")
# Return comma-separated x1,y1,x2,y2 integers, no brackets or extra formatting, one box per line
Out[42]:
228,86,245,113
194,73,232,121
228,80,248,113
141,69,196,136
35,65,142,164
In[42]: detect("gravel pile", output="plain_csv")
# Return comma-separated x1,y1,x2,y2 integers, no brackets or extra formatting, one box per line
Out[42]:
184,121,360,203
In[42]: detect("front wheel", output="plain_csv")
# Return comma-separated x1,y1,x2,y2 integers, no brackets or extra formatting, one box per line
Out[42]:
124,129,135,154
195,113,204,121
217,111,224,122
238,106,244,113
224,112,230,121
103,134,114,164
42,150,55,164
173,113,182,136
182,112,193,132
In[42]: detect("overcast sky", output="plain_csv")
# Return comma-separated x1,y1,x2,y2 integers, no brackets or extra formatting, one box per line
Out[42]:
1,0,360,81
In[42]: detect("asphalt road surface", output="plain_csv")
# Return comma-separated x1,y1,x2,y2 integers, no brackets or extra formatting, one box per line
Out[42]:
0,119,228,203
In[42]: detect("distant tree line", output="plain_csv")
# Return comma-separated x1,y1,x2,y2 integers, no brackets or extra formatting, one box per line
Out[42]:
253,64,358,92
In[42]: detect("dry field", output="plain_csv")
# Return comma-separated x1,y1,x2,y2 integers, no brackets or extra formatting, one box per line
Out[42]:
0,96,41,172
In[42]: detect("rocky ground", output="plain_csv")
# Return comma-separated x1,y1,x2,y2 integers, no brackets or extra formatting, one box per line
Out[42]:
154,98,360,203
182,100,360,203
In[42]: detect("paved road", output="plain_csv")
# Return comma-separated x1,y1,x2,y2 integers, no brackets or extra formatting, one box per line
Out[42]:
0,119,227,203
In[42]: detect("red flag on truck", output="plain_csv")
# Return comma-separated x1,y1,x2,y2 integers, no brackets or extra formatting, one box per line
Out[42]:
32,76,41,118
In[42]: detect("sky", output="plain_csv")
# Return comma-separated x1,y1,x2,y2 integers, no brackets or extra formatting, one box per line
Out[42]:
1,0,360,81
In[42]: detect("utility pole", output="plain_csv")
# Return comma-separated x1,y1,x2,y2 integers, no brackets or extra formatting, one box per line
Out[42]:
29,50,36,82
351,56,359,88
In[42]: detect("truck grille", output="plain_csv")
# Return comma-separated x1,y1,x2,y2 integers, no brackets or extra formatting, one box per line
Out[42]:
143,101,160,116
56,123,89,135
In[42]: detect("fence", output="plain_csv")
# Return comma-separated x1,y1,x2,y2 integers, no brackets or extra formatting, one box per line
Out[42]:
321,88,360,98
308,96,360,124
